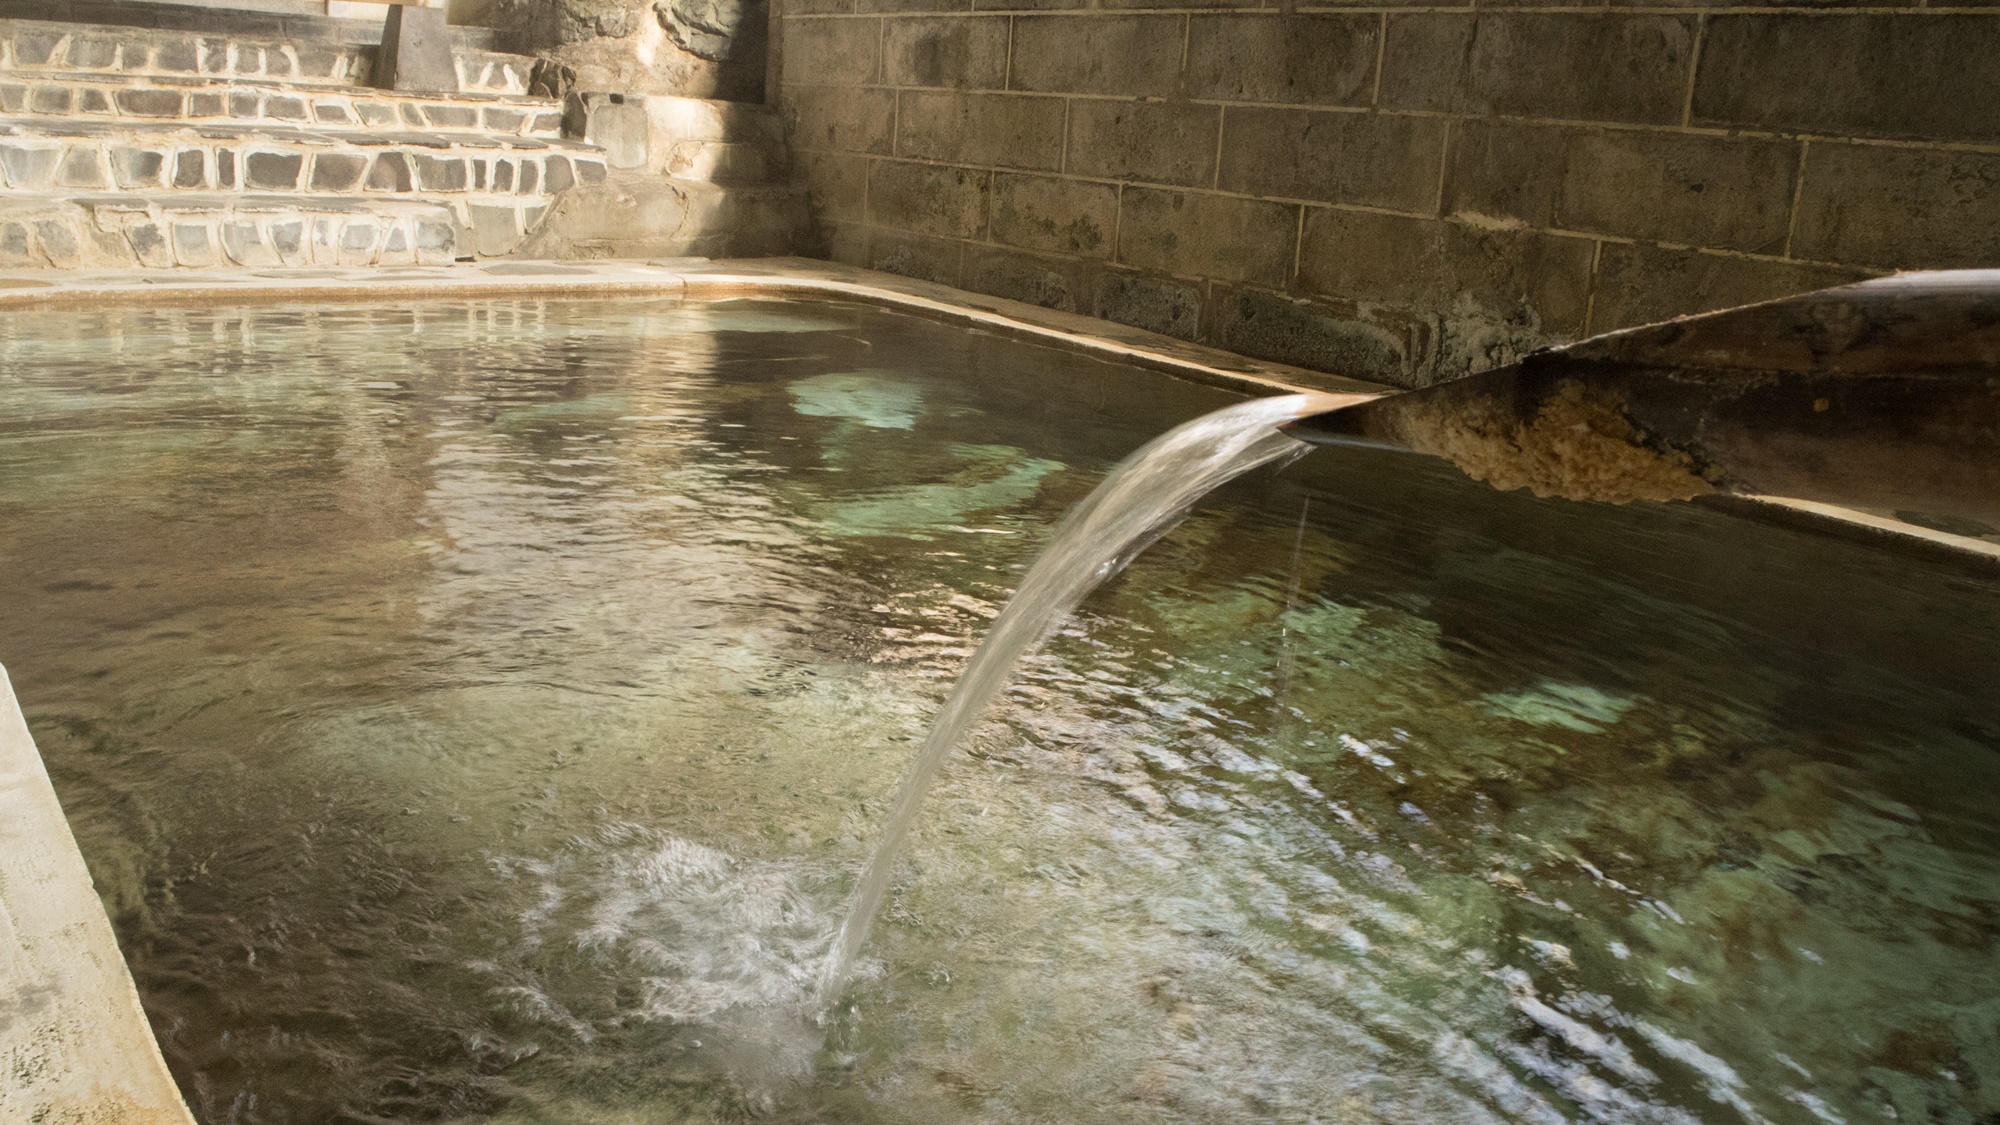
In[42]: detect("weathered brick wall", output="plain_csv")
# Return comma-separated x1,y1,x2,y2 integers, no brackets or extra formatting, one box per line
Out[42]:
771,3,2000,387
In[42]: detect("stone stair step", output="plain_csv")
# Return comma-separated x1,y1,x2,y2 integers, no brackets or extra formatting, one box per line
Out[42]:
0,0,504,52
0,17,532,95
640,95,784,149
0,118,606,197
520,174,804,261
0,191,479,268
1,73,563,139
573,93,788,185
663,140,780,184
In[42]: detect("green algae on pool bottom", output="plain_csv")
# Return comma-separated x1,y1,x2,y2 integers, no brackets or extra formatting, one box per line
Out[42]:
2,297,1998,1125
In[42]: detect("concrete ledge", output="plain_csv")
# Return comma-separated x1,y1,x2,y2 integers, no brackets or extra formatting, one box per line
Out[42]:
0,663,195,1125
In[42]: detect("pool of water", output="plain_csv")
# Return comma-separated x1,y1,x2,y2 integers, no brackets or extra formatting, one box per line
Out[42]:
2,297,1997,1125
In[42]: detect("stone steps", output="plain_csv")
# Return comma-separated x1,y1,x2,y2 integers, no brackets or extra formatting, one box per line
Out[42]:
575,92,787,179
0,0,503,50
0,17,532,95
521,173,804,261
0,4,802,268
0,118,605,198
0,73,563,138
517,93,806,262
0,6,604,273
0,191,465,268
664,139,779,184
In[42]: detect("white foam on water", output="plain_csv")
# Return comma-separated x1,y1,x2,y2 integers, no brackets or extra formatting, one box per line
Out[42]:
494,825,838,1023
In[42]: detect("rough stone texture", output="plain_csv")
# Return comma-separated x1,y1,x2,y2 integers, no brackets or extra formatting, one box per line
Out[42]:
1554,131,1799,254
1185,15,1376,107
114,87,181,117
0,664,198,1125
867,228,962,285
1,145,57,190
545,153,576,191
310,152,369,191
470,202,524,255
869,160,989,238
783,17,881,86
517,173,806,259
0,8,610,276
964,244,1083,311
368,152,415,192
788,86,895,154
1119,187,1296,287
1219,288,1415,386
1096,269,1201,339
56,148,105,188
1588,242,1868,333
990,172,1116,257
1298,211,1592,332
245,150,304,190
477,0,768,100
1693,15,2000,145
1217,108,1444,210
109,147,165,188
1066,100,1218,188
885,16,1010,90
1393,14,1696,126
1009,16,1184,97
415,153,470,191
424,104,480,128
779,3,2000,387
378,5,461,94
577,94,652,167
1790,144,2000,271
897,90,1064,171
35,218,78,267
1297,209,1593,380
173,149,205,188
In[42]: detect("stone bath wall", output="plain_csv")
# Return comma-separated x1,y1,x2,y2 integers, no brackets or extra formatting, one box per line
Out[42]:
771,4,2000,387
460,0,770,100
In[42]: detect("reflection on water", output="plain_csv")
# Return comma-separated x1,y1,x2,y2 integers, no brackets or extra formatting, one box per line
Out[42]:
1,298,1997,1125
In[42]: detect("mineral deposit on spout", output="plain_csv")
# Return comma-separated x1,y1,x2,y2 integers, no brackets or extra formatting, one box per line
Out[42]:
1395,380,1717,504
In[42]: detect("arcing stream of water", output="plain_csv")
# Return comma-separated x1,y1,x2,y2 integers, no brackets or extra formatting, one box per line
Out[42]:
818,391,1362,1004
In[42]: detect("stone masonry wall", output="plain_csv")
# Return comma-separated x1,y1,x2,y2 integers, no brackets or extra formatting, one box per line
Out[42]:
772,3,2000,387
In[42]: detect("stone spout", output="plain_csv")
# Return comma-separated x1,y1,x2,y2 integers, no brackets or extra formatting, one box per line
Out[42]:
1283,270,2000,529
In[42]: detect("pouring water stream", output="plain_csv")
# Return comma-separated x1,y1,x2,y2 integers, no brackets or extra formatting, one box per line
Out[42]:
816,391,1364,1005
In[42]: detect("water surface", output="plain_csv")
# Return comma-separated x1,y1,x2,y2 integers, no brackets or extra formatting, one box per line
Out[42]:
2,298,1997,1125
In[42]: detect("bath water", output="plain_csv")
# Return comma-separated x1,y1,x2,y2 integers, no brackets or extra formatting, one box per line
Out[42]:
2,297,1997,1125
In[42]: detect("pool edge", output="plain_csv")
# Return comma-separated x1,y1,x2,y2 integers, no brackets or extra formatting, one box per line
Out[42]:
0,257,1384,401
0,664,197,1125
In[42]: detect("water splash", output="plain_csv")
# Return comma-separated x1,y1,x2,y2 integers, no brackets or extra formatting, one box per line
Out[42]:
818,391,1363,1003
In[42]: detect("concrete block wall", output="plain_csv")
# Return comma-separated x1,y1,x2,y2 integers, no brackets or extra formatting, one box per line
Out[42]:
772,2,2000,387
